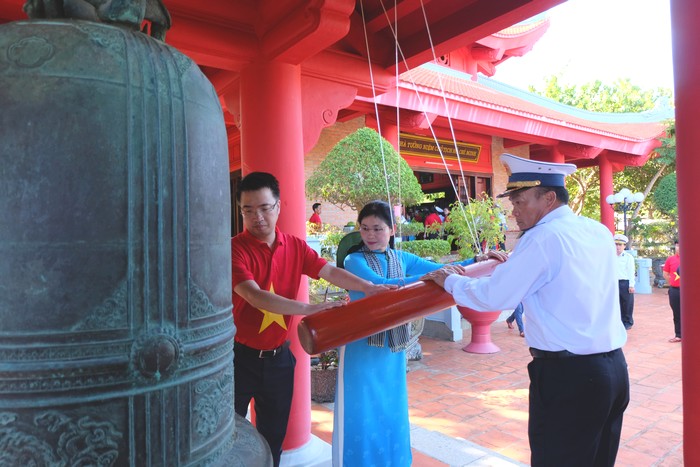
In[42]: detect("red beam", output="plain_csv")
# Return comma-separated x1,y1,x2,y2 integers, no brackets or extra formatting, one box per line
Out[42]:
396,0,566,71
298,258,500,354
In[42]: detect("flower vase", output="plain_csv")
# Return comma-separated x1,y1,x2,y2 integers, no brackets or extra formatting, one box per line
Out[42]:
457,306,501,354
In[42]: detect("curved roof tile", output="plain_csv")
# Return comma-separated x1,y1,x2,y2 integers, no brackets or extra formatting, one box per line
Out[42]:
400,63,672,142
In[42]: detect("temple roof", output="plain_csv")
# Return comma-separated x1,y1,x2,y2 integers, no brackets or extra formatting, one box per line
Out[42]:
0,0,666,168
494,16,550,38
380,62,672,163
439,15,551,78
475,15,551,67
402,63,671,142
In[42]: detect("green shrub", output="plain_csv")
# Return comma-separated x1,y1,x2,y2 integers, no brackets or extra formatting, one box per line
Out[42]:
652,172,677,215
396,221,425,237
308,277,347,304
321,230,344,247
399,239,451,260
306,127,425,212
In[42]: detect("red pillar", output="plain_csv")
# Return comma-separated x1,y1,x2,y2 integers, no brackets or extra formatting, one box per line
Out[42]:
599,155,615,233
534,146,565,163
238,61,312,453
671,0,700,463
380,121,399,151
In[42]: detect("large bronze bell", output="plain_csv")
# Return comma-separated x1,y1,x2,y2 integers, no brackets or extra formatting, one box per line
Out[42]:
0,3,269,465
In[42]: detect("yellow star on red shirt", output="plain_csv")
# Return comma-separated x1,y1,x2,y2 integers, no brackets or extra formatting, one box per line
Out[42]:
258,283,287,333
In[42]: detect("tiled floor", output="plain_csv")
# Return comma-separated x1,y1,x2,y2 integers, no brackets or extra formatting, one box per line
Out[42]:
311,286,684,466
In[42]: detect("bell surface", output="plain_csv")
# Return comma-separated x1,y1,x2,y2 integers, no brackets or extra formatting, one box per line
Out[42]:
0,19,268,466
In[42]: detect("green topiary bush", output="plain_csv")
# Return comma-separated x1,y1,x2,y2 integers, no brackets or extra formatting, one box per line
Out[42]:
652,172,677,215
398,239,451,260
306,127,425,212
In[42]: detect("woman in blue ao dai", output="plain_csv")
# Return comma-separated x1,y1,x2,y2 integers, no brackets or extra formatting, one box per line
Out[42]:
332,200,500,466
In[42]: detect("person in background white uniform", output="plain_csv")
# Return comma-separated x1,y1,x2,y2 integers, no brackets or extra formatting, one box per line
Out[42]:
423,154,629,467
614,233,636,330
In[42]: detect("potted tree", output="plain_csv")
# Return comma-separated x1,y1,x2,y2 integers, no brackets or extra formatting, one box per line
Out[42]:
306,127,425,213
396,221,425,241
445,196,507,260
310,349,339,403
445,196,509,353
308,273,345,403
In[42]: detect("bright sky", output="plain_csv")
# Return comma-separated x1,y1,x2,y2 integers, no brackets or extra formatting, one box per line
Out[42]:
493,0,674,92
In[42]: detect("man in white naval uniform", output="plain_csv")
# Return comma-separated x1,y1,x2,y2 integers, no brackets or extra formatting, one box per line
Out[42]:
614,233,636,329
424,154,629,467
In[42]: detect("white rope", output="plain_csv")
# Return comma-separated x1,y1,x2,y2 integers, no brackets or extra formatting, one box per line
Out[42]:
375,0,483,251
359,0,400,246
415,0,486,251
393,0,404,242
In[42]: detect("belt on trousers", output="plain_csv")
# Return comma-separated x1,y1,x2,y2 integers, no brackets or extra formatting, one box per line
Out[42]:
529,347,620,359
235,340,290,358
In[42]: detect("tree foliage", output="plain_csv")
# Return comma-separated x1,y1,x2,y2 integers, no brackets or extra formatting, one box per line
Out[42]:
529,77,674,219
653,172,677,215
529,77,671,113
616,121,676,220
566,166,601,220
628,216,678,257
446,197,508,259
306,127,425,212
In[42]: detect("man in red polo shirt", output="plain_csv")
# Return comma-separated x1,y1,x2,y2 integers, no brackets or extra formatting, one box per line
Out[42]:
231,172,389,466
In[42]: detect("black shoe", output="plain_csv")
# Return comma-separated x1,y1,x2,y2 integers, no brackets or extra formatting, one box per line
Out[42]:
624,324,633,330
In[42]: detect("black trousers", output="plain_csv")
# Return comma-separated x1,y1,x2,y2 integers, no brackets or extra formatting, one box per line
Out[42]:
618,280,634,327
528,348,630,467
669,286,681,338
234,343,296,467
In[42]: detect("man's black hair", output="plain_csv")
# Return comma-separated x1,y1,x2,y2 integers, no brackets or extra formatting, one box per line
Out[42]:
312,203,321,211
237,172,280,202
535,186,570,205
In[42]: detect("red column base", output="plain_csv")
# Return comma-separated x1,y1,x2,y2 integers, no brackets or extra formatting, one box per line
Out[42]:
457,306,501,354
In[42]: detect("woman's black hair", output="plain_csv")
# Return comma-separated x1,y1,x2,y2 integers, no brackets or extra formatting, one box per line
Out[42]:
357,200,395,227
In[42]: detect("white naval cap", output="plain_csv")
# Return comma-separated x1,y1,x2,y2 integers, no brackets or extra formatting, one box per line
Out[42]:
614,234,629,244
497,153,577,198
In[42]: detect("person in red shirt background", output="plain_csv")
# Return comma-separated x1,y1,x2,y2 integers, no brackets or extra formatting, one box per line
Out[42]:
424,206,443,239
423,206,442,228
663,240,681,343
231,172,390,466
309,202,322,227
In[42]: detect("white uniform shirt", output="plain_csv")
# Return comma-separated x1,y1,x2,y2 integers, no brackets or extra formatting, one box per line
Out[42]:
445,205,627,354
616,251,636,283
